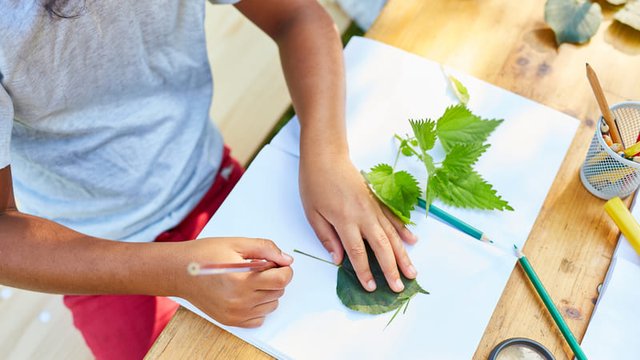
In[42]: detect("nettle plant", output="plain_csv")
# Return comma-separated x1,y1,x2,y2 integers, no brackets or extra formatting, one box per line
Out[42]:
363,93,513,226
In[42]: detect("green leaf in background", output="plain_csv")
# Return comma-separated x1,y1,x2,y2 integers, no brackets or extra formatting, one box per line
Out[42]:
544,0,603,45
430,169,513,211
435,105,503,151
615,0,640,31
409,119,437,153
364,164,421,224
448,75,470,105
442,143,490,175
337,244,428,315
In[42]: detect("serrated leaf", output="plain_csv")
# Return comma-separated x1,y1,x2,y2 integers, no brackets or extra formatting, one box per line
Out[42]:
448,75,470,105
442,143,490,175
424,173,437,210
544,0,603,45
409,119,437,152
615,0,640,31
337,244,428,315
435,105,503,151
430,169,513,211
364,164,421,224
423,153,436,175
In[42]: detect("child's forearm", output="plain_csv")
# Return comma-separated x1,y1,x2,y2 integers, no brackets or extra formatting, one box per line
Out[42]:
0,209,182,297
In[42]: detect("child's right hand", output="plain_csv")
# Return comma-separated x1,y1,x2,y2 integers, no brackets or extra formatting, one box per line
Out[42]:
173,237,294,328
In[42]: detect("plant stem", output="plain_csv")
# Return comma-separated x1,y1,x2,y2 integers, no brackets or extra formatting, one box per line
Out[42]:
393,134,423,161
392,147,402,170
293,249,338,267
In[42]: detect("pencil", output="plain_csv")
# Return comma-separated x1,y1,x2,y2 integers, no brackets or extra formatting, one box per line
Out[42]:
514,245,587,360
417,198,492,243
188,260,276,276
586,63,624,147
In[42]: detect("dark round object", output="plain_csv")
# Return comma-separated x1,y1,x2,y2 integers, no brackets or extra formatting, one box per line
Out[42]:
488,338,555,360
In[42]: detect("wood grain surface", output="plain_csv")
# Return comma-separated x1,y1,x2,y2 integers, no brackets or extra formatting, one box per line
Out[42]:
148,1,640,359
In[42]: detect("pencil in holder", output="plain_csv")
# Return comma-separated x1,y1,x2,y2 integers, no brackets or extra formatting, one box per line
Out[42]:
580,102,640,200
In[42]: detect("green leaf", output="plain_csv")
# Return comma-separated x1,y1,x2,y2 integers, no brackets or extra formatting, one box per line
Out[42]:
424,173,437,210
364,164,421,224
337,244,428,315
544,0,603,45
435,105,502,151
448,75,470,105
430,169,513,211
409,119,437,152
422,153,437,211
615,0,640,31
423,153,436,175
442,143,490,175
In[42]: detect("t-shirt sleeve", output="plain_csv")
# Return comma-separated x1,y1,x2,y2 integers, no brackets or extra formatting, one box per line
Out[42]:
0,84,14,169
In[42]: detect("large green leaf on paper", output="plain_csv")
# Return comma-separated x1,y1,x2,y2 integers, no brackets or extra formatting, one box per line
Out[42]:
544,0,603,45
430,169,513,211
364,164,421,224
435,104,502,151
337,244,428,315
615,0,640,31
442,143,490,175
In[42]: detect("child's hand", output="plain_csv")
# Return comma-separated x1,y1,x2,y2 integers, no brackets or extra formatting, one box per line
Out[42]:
174,237,293,328
299,154,418,293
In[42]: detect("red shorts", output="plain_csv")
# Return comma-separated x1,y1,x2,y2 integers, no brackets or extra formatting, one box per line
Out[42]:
63,146,244,360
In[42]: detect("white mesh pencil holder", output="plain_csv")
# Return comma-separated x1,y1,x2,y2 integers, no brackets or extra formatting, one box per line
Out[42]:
580,102,640,200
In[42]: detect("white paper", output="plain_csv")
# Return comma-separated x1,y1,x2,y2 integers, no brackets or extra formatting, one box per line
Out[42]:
175,145,517,360
271,36,579,249
581,257,640,360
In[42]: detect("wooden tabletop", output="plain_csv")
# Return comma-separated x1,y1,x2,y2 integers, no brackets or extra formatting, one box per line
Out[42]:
147,1,640,359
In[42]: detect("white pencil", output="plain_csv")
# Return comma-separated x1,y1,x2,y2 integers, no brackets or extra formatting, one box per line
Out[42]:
188,260,276,276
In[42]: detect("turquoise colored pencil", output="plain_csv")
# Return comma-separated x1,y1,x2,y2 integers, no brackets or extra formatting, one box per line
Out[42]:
514,245,587,360
417,198,492,243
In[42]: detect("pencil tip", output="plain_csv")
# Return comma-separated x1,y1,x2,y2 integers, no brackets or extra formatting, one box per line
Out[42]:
513,244,518,250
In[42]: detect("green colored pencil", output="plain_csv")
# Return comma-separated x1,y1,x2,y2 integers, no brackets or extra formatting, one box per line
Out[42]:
417,198,492,243
514,245,587,360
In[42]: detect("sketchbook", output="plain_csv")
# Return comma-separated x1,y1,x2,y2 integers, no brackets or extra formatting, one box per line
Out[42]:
271,36,579,249
175,37,580,358
175,145,516,359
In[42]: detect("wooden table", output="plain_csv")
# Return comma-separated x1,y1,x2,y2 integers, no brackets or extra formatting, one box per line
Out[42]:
147,1,640,359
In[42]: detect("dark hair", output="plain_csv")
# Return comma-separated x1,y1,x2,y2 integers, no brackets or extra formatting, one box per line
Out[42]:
43,0,84,18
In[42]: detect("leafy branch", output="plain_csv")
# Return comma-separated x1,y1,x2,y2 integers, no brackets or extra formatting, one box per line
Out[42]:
363,102,513,226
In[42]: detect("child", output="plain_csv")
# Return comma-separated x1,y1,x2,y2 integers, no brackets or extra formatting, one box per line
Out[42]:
0,0,417,358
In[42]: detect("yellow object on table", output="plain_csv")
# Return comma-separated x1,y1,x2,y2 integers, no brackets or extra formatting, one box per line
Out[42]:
605,197,640,256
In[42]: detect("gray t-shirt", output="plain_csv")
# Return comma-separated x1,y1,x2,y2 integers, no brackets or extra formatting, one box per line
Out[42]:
0,0,236,242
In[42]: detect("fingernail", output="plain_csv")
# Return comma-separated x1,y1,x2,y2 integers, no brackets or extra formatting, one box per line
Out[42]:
395,279,405,292
330,252,338,264
410,232,419,242
408,264,417,278
367,280,376,291
282,252,293,262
